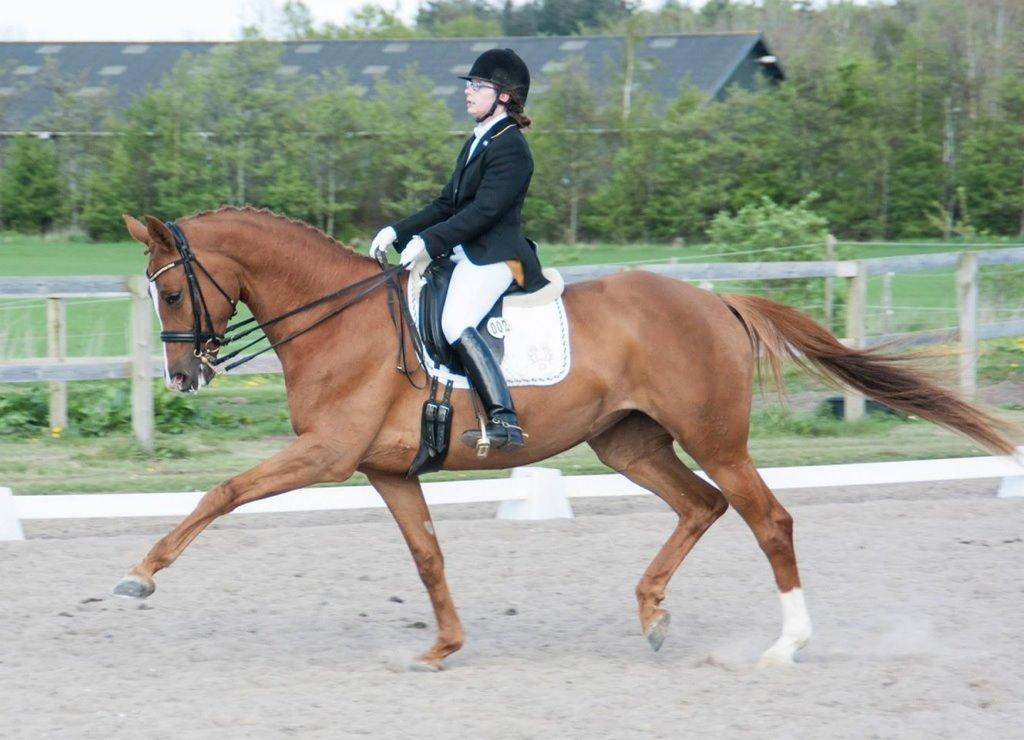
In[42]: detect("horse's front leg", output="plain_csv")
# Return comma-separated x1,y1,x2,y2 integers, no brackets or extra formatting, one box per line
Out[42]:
366,470,464,671
113,434,346,598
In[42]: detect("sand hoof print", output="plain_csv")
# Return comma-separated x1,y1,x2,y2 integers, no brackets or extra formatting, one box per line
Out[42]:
408,660,443,673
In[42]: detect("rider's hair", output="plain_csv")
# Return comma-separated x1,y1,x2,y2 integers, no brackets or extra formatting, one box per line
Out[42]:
504,90,532,129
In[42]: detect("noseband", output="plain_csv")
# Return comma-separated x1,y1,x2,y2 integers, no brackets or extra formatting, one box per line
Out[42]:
146,220,419,379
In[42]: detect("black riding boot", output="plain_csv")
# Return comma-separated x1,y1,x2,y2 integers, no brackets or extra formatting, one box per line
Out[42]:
452,327,525,451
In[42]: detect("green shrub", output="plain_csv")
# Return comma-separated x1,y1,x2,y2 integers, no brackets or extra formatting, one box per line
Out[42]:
708,195,829,313
0,387,49,434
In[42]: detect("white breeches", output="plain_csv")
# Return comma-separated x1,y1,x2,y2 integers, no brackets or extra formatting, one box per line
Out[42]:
441,245,513,344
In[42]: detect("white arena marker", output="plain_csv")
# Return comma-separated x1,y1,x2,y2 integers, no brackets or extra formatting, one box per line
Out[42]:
0,488,25,541
997,476,1024,498
497,467,573,521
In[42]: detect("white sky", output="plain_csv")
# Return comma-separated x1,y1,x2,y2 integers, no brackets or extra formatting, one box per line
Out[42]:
0,0,701,42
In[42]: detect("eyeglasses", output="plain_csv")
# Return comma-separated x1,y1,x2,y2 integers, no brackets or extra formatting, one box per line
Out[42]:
464,79,496,93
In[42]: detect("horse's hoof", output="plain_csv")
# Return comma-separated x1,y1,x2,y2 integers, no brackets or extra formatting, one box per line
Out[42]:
756,644,797,669
111,574,155,599
408,659,442,673
643,610,671,652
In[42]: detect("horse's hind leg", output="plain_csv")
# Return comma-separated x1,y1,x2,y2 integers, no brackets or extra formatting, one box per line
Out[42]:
366,471,463,671
588,412,728,652
698,453,812,666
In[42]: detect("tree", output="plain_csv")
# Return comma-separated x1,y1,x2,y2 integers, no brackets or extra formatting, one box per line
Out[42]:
302,70,373,237
416,1,503,36
522,57,610,243
960,74,1024,236
0,135,63,233
363,69,456,227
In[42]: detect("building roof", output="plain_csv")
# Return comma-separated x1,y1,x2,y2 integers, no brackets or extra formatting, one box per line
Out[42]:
0,34,783,131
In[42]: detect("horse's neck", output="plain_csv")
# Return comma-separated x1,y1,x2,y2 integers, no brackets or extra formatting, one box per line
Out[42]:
216,219,381,370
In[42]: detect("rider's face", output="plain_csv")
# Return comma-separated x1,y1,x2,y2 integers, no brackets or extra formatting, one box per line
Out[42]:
465,79,507,120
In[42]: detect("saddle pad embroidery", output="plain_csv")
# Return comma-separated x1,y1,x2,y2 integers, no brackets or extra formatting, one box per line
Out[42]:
407,270,571,390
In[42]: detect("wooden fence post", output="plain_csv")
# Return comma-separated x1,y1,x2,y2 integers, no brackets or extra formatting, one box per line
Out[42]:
46,297,67,431
957,252,978,398
129,276,154,449
881,271,894,334
844,260,867,420
824,233,837,329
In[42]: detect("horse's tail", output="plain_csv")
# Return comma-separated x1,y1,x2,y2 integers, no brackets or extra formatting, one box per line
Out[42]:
719,292,1018,456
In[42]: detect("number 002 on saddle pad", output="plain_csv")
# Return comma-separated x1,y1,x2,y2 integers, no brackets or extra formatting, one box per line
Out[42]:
407,256,571,390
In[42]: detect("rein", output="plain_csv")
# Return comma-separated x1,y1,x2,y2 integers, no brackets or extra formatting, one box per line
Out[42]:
147,220,425,383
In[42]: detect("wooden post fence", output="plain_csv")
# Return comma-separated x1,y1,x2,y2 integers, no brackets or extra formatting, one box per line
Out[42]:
957,252,978,398
129,276,154,449
46,297,67,431
844,260,867,420
4,246,1023,437
881,271,894,334
823,233,837,330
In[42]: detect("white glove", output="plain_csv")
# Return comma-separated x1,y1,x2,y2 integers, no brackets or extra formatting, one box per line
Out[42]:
369,226,396,261
400,236,427,265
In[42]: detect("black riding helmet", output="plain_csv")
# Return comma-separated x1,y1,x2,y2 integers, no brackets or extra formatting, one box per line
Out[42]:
458,48,530,122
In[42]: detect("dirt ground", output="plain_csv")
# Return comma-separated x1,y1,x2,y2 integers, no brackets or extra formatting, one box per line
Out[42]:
2,479,1022,739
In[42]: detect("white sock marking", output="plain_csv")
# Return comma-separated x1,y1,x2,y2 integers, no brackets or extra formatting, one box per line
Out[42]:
759,587,812,666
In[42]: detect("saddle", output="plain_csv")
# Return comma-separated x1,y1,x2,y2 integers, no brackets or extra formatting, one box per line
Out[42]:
406,254,566,477
418,257,510,373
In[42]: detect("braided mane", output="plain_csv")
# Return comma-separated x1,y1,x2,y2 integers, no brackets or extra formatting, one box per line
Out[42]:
184,205,358,253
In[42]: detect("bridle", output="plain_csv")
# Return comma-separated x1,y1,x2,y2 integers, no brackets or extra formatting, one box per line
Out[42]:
146,221,238,360
146,220,423,383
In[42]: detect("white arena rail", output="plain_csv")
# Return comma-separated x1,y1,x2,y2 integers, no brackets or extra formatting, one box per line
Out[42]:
2,452,1022,541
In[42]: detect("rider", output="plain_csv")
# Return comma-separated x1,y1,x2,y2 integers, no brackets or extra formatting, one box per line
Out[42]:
370,48,548,450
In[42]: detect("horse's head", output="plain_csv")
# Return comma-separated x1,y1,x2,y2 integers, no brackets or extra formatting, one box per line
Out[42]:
124,214,238,393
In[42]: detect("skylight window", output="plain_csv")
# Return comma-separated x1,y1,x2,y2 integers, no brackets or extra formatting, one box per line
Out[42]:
541,61,565,74
35,45,63,55
383,43,408,53
431,85,456,97
295,44,322,54
276,65,301,75
99,66,126,76
471,42,495,52
450,64,471,75
362,65,388,75
122,44,149,54
560,40,587,51
13,65,40,76
649,38,678,49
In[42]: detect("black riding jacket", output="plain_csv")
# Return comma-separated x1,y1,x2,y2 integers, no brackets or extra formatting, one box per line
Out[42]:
392,118,548,293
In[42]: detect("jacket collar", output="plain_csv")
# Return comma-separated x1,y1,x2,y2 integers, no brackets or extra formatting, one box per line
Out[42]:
463,114,515,169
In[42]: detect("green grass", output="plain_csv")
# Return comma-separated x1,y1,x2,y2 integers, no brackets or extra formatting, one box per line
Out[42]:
1,366,1022,493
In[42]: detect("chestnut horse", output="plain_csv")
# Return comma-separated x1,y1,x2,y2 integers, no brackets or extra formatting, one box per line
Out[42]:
116,207,1016,670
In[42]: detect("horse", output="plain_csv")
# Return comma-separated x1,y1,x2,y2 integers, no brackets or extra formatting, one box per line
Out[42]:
116,207,1017,671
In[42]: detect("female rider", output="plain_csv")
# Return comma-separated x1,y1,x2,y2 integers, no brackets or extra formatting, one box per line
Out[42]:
370,48,547,450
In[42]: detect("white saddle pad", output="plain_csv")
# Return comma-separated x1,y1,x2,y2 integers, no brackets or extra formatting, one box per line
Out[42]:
406,263,571,390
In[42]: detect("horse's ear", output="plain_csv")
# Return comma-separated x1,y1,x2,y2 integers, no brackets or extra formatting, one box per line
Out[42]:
143,215,176,255
122,214,149,244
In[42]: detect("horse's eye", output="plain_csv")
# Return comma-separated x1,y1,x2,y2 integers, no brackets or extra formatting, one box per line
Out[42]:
164,292,183,306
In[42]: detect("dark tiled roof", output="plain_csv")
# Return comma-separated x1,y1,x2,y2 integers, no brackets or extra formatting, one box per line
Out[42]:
0,34,782,130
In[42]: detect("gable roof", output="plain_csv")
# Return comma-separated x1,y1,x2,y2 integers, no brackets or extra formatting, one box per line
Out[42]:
0,33,783,131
